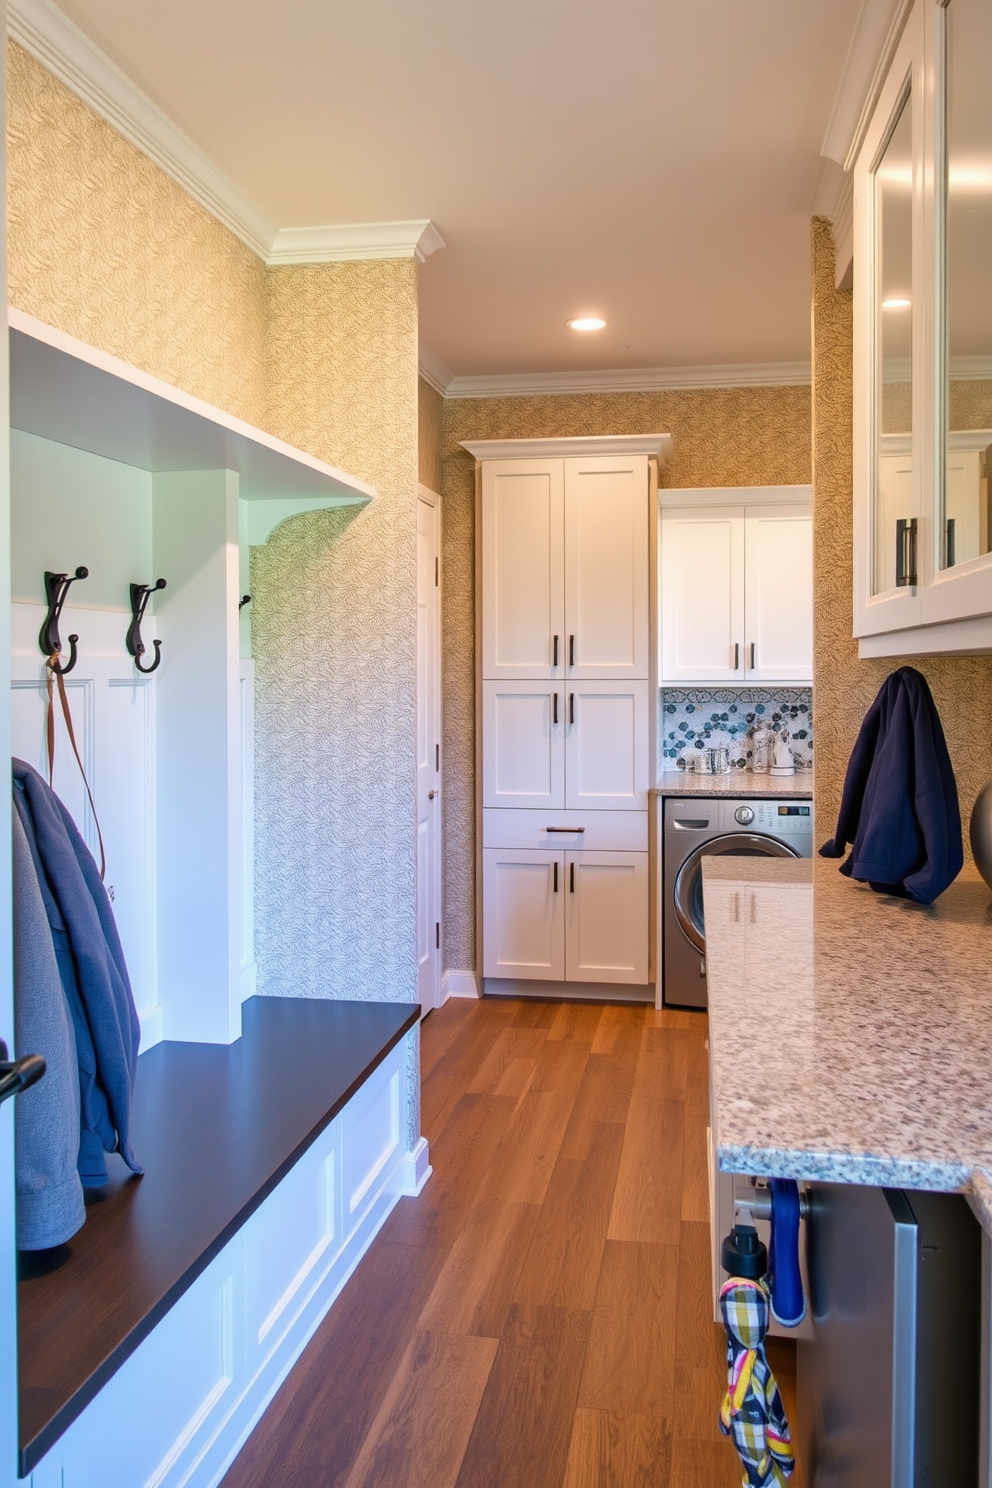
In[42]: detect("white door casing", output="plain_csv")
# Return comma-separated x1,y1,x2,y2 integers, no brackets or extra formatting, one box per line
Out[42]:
564,851,649,984
482,680,564,810
743,506,813,682
563,680,649,811
660,507,745,682
481,460,564,679
563,455,649,679
416,488,442,1011
481,848,564,980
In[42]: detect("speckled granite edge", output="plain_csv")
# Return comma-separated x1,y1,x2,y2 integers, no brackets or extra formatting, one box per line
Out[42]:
654,772,813,799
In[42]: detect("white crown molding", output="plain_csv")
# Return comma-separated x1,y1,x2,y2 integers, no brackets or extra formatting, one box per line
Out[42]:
8,0,277,257
821,0,914,172
460,434,673,466
950,357,992,381
443,361,811,399
268,220,446,265
7,0,447,271
418,345,453,396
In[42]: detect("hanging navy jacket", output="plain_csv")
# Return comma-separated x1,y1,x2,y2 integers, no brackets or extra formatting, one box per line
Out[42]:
13,759,142,1186
819,667,962,904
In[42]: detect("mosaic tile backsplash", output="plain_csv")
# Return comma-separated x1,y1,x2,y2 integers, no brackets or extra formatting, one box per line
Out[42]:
659,689,814,772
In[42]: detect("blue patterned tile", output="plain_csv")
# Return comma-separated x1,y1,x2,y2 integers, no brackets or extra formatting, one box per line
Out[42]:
658,688,813,772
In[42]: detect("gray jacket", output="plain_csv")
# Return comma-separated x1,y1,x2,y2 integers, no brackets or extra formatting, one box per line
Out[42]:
13,805,86,1250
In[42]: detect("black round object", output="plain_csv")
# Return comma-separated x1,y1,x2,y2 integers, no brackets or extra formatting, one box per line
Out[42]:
721,1223,768,1279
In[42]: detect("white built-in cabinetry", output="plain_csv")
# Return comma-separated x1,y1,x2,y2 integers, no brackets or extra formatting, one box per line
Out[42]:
466,435,671,997
659,487,813,685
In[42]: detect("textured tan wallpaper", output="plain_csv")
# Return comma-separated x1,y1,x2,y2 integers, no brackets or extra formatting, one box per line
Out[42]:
253,259,420,1001
6,42,268,427
418,377,443,491
811,216,992,854
440,385,813,971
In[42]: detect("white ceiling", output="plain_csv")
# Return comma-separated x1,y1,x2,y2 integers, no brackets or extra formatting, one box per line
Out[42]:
51,0,863,378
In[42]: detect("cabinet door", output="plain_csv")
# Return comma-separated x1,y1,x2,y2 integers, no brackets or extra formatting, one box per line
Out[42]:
481,459,564,679
482,848,564,980
565,851,648,984
564,680,649,811
482,680,564,809
743,506,813,682
660,507,745,682
564,454,648,678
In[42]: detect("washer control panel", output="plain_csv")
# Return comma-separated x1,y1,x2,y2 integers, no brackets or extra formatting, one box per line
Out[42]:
720,798,813,839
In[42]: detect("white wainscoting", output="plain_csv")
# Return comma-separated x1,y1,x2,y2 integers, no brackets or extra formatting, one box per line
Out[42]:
26,1039,427,1488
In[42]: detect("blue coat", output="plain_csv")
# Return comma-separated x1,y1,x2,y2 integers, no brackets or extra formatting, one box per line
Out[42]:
819,667,962,904
13,759,142,1185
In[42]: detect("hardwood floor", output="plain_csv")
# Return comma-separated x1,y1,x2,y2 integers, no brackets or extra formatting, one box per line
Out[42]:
221,998,801,1488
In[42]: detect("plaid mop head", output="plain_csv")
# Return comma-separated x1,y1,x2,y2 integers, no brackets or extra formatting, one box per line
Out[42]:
719,1276,794,1486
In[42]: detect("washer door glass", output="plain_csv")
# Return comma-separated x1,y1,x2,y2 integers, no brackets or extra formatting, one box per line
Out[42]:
673,832,800,953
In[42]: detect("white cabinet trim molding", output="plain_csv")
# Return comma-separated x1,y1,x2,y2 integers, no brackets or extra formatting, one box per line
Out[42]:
462,435,673,464
658,485,812,510
444,363,811,399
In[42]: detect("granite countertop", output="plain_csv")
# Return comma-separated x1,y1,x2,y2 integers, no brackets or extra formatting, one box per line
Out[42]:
655,771,813,799
703,855,992,1235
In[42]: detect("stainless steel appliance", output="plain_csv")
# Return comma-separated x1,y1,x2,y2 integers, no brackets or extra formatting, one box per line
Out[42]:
662,795,814,1008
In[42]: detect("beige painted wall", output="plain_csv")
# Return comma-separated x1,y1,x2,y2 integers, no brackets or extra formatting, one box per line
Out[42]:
811,216,992,853
440,385,813,972
418,378,443,492
7,46,422,1003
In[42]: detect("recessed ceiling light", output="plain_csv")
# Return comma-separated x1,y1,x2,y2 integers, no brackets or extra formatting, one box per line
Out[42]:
567,316,607,332
882,297,911,310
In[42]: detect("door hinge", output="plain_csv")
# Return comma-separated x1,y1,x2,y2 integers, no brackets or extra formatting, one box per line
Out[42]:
435,556,439,586
435,922,440,950
436,743,440,771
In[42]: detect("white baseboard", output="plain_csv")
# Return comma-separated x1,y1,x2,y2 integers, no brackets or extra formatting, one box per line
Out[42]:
442,968,479,1000
395,1137,432,1197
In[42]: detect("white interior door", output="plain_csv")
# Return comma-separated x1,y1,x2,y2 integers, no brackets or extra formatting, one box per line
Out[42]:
416,488,442,1012
482,848,564,980
565,851,648,984
563,455,648,678
743,506,813,682
563,680,648,811
481,460,564,679
482,680,564,809
660,507,745,682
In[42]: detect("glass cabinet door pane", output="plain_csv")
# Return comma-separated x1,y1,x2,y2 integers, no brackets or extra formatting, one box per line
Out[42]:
940,0,992,571
874,92,915,595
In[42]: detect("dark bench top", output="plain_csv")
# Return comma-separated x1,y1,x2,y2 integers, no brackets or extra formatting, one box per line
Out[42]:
17,995,420,1474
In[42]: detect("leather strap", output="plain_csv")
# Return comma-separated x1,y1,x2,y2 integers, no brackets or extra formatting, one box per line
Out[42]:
46,656,106,880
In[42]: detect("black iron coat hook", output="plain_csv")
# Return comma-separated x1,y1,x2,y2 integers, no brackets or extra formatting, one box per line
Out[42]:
40,567,89,674
127,579,167,673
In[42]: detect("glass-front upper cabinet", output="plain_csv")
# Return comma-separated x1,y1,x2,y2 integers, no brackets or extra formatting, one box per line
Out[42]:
854,0,992,656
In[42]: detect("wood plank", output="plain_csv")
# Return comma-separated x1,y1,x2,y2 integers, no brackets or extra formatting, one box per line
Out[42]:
493,1057,538,1101
383,1092,517,1253
674,1221,727,1374
467,1027,547,1095
420,998,480,1079
341,1330,498,1488
530,1035,593,1096
508,999,560,1029
475,1087,577,1208
559,1050,638,1161
455,1305,592,1488
422,1006,520,1137
607,1094,685,1245
669,1435,742,1488
561,1409,671,1488
578,1240,680,1416
418,1199,541,1339
547,1001,604,1043
221,1238,445,1488
514,1121,624,1311
680,1109,710,1223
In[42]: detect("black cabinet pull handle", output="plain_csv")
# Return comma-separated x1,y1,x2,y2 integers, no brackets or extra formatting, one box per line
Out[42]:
553,691,558,724
750,642,756,670
896,517,918,587
553,861,558,893
545,826,585,833
570,861,575,893
553,634,559,667
733,642,740,670
946,517,956,569
569,692,575,725
569,634,575,667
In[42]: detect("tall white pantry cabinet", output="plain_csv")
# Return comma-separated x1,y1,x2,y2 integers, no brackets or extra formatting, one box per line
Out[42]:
465,436,672,999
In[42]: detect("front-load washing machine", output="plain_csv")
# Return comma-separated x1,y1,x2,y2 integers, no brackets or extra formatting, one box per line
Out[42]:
662,795,813,1008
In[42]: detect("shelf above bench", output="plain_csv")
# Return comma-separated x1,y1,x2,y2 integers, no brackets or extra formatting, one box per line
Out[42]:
9,309,376,543
17,994,419,1475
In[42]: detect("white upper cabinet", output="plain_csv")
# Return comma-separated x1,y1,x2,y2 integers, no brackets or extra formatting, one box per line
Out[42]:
853,0,992,657
563,455,649,678
481,460,564,679
659,490,812,685
744,507,814,682
479,446,654,682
